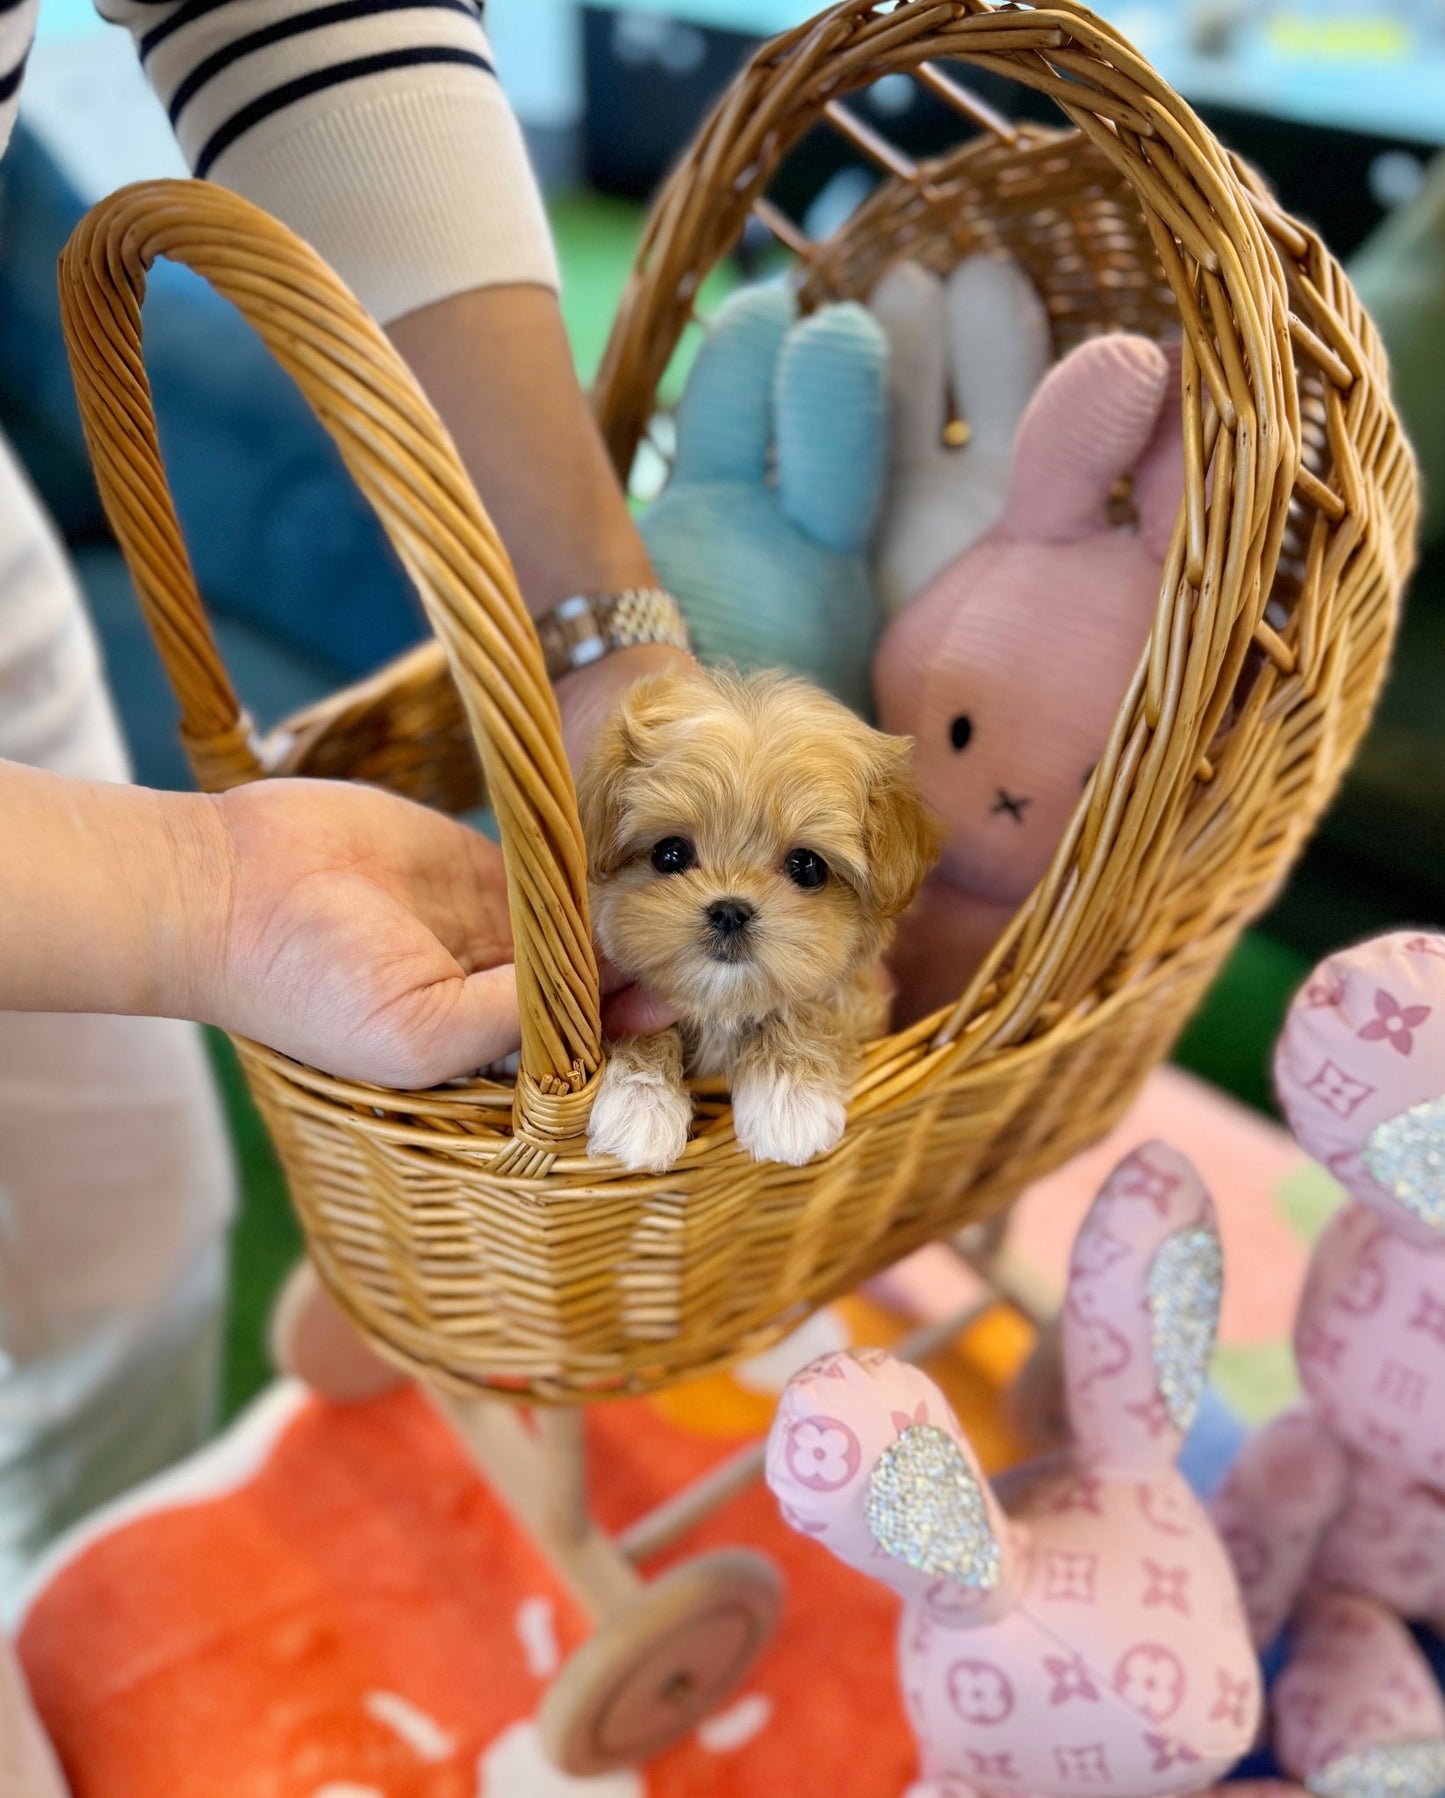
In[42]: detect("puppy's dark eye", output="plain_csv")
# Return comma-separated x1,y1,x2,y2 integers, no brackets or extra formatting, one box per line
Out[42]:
651,836,696,875
784,848,828,890
950,715,973,752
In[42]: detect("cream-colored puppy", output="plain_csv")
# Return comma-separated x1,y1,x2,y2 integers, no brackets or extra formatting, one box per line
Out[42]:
579,666,940,1171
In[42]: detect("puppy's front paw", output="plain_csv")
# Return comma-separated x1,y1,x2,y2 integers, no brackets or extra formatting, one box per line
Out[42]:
587,1060,691,1172
732,1072,846,1166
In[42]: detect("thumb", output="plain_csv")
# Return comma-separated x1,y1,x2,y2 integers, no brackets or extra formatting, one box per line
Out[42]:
399,965,680,1088
602,981,681,1038
394,963,522,1085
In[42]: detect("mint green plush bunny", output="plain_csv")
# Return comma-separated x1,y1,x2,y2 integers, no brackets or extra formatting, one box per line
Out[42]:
639,283,888,718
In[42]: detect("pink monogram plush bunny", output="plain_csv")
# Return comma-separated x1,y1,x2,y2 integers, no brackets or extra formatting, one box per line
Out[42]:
875,333,1184,1022
767,1143,1264,1798
1209,931,1445,1798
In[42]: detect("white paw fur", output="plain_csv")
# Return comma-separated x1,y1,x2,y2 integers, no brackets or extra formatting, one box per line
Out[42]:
587,1058,691,1172
732,1071,846,1166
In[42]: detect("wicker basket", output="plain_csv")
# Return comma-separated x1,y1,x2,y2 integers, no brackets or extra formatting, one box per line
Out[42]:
58,0,1415,1403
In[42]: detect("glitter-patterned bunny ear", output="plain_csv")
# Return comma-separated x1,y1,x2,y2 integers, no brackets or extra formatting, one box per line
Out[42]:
766,1349,1019,1627
1063,1143,1220,1480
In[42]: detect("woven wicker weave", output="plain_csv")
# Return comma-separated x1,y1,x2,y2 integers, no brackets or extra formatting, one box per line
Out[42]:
58,0,1416,1402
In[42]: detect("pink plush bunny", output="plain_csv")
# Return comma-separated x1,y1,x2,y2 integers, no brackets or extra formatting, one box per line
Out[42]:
875,333,1184,1022
767,1143,1263,1798
1209,931,1445,1798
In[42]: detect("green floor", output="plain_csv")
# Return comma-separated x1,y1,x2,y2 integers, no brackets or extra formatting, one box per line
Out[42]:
213,191,1417,1419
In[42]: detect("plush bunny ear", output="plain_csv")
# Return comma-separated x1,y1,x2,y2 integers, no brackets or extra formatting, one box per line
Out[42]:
670,282,795,486
1001,334,1169,542
766,1349,1019,1627
1062,1142,1221,1481
1274,931,1445,1248
945,253,1052,455
775,300,889,554
1132,339,1188,559
869,254,1051,469
870,260,949,468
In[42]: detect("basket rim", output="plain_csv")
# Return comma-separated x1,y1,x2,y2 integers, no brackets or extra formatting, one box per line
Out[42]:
230,929,1222,1178
52,1,1414,1404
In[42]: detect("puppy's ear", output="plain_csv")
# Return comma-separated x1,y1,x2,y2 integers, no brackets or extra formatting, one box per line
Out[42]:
576,666,706,878
576,706,633,879
862,737,944,919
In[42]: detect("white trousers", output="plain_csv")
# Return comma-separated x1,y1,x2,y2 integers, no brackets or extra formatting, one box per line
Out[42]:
0,433,234,1605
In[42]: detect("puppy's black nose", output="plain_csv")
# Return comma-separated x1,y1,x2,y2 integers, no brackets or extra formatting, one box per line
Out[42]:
991,789,1031,824
707,898,754,938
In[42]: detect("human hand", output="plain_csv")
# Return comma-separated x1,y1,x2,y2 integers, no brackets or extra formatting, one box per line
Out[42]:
639,282,887,717
191,778,673,1087
869,255,1051,618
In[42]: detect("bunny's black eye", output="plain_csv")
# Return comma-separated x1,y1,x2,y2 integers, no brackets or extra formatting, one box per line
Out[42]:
950,715,973,752
784,848,828,890
651,837,695,875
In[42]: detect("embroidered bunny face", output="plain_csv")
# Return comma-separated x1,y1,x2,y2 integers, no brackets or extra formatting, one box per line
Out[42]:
874,333,1185,908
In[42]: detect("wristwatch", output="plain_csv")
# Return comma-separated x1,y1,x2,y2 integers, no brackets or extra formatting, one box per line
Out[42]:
532,587,692,683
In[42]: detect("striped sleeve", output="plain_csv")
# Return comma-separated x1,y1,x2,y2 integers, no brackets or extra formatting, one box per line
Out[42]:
94,0,559,324
0,0,38,163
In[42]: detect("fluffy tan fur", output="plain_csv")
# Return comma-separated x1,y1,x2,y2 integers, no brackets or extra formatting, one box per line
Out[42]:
579,666,940,1170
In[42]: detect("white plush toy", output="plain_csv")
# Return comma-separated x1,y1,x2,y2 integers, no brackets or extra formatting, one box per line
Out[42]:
869,254,1052,618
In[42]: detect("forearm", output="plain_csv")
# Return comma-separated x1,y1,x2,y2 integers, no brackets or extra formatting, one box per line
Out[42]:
0,761,224,1019
387,285,691,758
389,285,654,612
101,0,688,751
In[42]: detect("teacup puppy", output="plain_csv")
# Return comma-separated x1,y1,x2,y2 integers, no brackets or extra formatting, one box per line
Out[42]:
579,666,941,1171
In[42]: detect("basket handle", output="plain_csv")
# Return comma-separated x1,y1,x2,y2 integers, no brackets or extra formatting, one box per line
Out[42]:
59,181,601,1157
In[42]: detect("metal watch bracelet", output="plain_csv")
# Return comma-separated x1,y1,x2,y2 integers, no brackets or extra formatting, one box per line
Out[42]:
532,588,692,683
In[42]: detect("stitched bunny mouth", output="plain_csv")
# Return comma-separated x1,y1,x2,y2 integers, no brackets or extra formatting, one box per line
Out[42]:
991,789,1031,823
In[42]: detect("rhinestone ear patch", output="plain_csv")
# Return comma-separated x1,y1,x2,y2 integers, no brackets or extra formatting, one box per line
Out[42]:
1363,1096,1445,1232
1146,1225,1222,1431
1307,1739,1445,1798
865,1424,1001,1588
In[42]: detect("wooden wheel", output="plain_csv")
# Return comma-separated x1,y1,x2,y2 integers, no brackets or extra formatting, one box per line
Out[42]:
538,1550,782,1775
